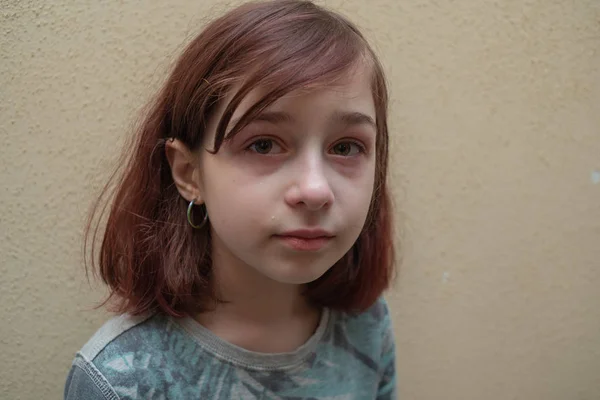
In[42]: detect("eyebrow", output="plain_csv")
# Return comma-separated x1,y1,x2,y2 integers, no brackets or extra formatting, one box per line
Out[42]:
332,110,377,130
232,110,377,130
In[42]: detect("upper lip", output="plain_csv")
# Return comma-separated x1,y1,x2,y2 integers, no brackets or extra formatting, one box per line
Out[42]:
277,229,334,239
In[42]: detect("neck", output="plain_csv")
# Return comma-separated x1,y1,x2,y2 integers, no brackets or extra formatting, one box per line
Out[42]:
203,236,316,325
193,233,322,353
213,266,312,324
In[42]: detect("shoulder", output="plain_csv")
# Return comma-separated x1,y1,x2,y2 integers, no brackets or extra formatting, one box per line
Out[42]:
327,296,395,364
362,295,392,323
335,296,393,338
65,313,173,399
79,313,158,362
65,354,118,400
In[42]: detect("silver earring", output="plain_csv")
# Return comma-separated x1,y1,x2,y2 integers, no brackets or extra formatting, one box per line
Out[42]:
187,198,208,229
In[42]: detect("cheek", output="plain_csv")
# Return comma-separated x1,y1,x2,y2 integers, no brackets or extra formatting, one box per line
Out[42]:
336,159,375,202
202,169,268,234
348,185,374,224
340,166,376,225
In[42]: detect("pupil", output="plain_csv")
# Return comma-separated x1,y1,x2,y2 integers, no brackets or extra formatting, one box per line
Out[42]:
256,140,272,153
336,143,350,155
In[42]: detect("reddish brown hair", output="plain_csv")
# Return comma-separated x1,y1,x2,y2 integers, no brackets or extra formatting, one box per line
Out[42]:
86,0,394,317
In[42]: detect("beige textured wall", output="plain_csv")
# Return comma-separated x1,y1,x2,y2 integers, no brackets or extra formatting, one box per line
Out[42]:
1,0,599,399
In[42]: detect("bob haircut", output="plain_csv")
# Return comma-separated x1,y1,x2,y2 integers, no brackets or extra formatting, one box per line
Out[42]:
86,0,395,317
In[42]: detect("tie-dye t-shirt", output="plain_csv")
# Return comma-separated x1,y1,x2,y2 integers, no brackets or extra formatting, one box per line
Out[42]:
64,297,396,399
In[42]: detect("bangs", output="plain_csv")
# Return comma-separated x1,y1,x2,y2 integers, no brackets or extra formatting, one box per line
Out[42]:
206,2,374,150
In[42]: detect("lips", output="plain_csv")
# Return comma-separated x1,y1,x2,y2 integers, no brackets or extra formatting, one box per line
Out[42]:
278,229,334,239
275,229,334,251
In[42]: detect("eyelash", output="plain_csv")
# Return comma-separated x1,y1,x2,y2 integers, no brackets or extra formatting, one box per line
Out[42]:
243,137,367,156
330,140,366,156
244,137,284,154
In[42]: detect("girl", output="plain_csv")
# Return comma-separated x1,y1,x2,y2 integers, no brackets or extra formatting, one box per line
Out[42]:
65,0,396,398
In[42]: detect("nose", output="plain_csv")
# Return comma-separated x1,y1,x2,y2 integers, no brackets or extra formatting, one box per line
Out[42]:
284,154,334,211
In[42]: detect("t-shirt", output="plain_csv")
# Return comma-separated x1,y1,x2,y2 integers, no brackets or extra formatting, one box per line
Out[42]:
64,297,396,399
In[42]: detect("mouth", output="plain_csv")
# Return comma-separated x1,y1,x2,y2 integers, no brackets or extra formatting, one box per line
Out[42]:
275,229,334,251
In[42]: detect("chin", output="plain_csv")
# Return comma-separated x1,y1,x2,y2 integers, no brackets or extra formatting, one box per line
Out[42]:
263,264,331,286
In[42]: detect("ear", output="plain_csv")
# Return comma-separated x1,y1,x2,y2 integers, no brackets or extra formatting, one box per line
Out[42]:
165,139,204,203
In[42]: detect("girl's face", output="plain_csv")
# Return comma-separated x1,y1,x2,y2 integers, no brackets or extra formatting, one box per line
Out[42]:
198,64,377,286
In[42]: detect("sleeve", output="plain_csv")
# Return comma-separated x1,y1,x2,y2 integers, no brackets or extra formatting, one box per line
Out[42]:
64,356,120,400
376,299,397,400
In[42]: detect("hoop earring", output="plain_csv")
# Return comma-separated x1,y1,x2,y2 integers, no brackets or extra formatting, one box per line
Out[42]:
187,199,208,229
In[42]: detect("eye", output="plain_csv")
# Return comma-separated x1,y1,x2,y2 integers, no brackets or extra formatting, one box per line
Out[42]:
247,138,283,155
330,141,363,156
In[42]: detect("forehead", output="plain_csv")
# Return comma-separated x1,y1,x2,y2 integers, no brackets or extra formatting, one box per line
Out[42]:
231,61,376,121
278,66,373,112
